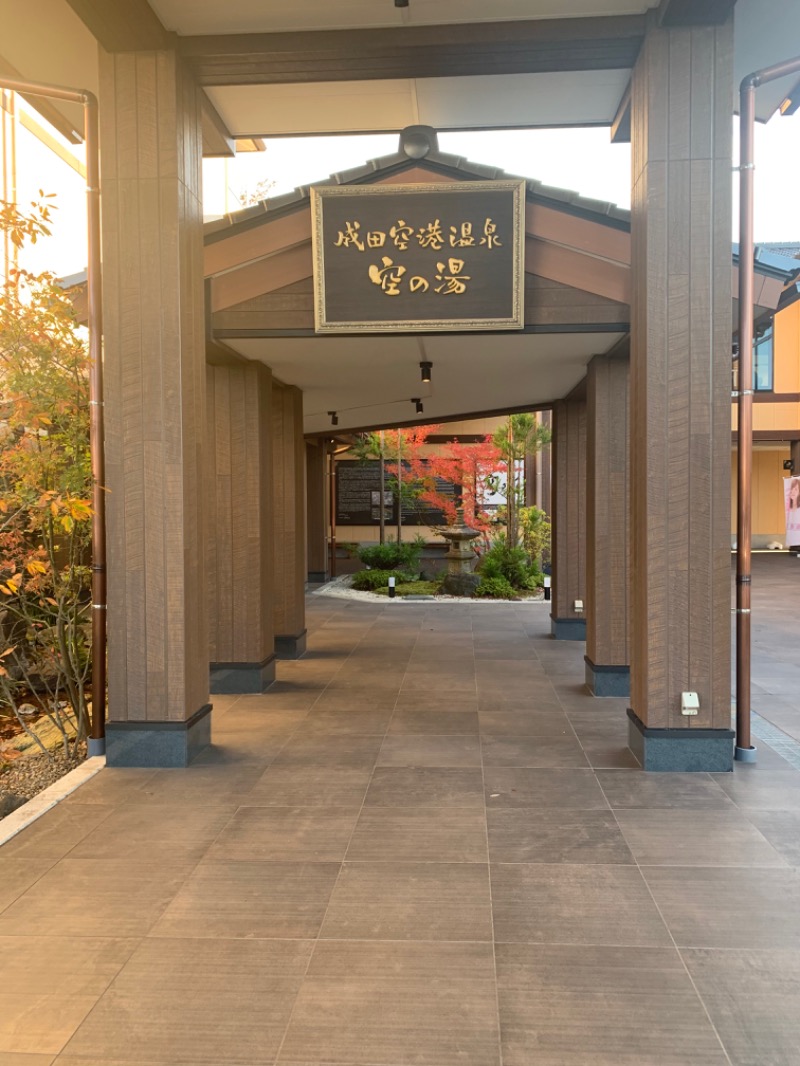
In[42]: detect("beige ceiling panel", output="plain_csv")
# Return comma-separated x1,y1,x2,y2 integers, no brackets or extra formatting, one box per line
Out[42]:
206,81,418,137
225,330,624,434
415,69,632,129
151,0,655,36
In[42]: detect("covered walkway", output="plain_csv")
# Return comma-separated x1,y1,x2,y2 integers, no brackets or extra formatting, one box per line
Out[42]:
2,591,800,1064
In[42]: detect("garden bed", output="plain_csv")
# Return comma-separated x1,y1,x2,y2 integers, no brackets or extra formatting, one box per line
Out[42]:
313,574,546,604
0,712,85,819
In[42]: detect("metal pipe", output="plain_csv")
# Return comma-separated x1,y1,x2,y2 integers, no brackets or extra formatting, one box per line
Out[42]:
0,76,106,756
379,429,386,545
735,54,800,764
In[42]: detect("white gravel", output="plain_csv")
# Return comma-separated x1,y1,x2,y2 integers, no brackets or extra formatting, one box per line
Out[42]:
311,574,547,605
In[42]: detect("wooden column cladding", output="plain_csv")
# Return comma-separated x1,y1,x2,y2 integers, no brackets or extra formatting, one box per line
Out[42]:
629,22,732,732
306,441,330,583
586,354,630,694
272,382,307,658
206,363,275,690
100,50,208,733
550,398,587,639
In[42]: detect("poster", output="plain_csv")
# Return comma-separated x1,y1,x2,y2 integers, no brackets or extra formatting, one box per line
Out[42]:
784,476,800,547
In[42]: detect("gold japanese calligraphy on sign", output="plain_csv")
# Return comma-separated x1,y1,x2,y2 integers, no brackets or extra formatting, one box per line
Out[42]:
311,181,526,333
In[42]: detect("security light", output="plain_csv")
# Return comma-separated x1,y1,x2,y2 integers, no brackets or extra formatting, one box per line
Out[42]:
420,360,432,383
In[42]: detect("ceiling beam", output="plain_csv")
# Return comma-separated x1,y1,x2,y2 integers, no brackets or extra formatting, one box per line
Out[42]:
657,0,737,27
65,0,171,53
201,92,235,158
177,15,646,87
610,81,631,144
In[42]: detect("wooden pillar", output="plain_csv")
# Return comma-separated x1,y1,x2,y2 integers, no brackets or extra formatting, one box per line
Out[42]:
585,354,630,696
101,50,209,765
306,440,330,583
207,363,275,693
550,398,587,640
628,20,734,770
272,382,307,658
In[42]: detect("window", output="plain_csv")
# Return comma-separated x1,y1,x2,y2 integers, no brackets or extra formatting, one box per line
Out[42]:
753,324,774,392
731,322,774,393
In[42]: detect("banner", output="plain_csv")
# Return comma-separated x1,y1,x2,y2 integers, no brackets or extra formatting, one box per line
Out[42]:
784,476,800,547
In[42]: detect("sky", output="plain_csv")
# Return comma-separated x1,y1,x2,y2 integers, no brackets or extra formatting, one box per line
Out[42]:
203,111,800,245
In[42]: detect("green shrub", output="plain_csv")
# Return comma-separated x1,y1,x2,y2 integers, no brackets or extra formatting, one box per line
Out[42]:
357,540,422,573
351,568,407,591
478,542,531,588
475,575,517,599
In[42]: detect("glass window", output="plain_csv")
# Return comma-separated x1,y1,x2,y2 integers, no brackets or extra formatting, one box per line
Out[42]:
753,324,774,392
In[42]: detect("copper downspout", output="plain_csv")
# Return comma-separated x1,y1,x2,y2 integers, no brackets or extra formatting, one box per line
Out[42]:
736,55,800,763
0,77,106,756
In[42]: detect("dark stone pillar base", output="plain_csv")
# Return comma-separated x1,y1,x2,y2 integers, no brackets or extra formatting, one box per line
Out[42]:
627,709,733,772
550,616,586,641
585,658,630,697
275,630,307,660
210,654,276,694
308,571,329,583
106,703,212,768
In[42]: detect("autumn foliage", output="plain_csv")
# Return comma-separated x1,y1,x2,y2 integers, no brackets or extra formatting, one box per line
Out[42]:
0,197,93,754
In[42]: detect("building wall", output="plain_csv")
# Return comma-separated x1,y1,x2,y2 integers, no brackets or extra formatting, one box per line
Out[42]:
731,445,791,545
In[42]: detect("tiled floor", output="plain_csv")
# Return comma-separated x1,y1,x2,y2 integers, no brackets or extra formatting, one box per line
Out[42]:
2,589,800,1064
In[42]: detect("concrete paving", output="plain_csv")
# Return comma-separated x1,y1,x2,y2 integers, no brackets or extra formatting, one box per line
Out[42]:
1,587,799,1064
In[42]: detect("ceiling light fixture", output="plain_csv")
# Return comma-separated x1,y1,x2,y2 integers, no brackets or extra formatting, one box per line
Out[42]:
328,411,339,426
412,398,424,414
420,360,432,383
394,0,409,7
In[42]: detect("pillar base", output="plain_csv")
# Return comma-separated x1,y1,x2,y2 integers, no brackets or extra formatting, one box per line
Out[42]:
627,709,733,772
585,658,630,697
308,571,329,584
275,630,307,660
550,616,586,641
106,703,212,768
210,654,276,694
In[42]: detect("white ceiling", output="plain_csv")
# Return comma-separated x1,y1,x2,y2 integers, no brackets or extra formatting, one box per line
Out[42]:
226,331,623,434
150,0,658,35
207,69,633,137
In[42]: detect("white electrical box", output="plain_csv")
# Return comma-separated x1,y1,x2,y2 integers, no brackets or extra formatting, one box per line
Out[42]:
681,691,700,716
574,599,584,613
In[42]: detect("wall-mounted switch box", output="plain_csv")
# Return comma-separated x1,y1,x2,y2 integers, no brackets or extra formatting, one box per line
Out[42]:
574,599,584,613
681,691,700,716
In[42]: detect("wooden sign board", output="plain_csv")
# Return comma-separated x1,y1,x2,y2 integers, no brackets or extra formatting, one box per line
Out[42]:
311,181,526,333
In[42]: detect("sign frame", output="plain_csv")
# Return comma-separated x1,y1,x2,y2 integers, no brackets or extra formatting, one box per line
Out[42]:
310,180,526,334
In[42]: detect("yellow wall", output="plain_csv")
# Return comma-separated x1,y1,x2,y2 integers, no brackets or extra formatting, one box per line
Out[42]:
731,446,790,539
732,299,800,432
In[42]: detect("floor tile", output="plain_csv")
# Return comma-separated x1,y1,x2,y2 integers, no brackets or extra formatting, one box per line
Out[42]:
270,734,384,770
0,859,193,937
62,938,311,1064
481,733,589,768
713,769,800,810
365,767,484,808
745,810,800,865
278,942,500,1065
245,766,372,806
378,734,482,767
59,768,157,806
484,768,608,809
130,765,267,806
66,804,236,863
0,858,59,912
683,948,800,1066
320,861,493,941
487,809,633,864
346,807,488,863
643,866,800,948
0,806,115,863
204,806,361,862
150,861,341,939
615,809,788,866
491,863,672,946
496,943,727,1066
596,770,735,809
477,710,572,736
388,708,479,734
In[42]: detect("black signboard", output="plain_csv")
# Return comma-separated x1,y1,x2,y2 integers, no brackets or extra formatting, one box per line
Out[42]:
335,460,459,527
311,181,526,333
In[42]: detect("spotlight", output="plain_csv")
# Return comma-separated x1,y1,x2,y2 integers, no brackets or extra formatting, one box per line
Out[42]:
412,398,424,414
329,411,338,426
394,0,409,7
420,360,432,383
